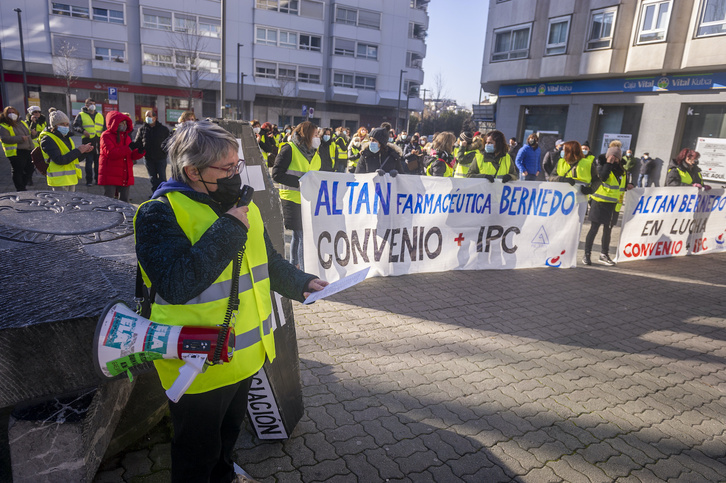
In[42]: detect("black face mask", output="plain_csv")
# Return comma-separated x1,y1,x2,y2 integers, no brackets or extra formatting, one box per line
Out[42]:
200,173,242,207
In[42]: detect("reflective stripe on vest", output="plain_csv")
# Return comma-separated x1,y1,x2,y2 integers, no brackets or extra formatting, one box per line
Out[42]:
133,193,273,394
278,142,321,204
41,131,81,187
80,111,104,138
476,153,513,178
556,157,593,186
454,150,483,178
591,170,626,204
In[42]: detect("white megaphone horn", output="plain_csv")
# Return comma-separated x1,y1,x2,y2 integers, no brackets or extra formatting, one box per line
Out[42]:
94,300,235,402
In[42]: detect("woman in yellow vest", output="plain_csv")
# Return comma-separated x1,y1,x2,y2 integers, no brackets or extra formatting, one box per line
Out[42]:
582,142,632,266
39,111,94,191
466,130,516,182
347,126,369,173
453,132,483,178
424,131,456,177
272,121,326,270
666,148,712,190
0,106,37,191
134,121,326,482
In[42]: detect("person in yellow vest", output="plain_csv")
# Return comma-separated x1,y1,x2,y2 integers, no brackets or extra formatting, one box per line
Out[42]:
317,127,340,172
258,121,277,167
548,140,597,188
453,131,483,178
666,148,712,190
424,131,456,177
72,98,105,186
583,142,633,266
333,126,349,173
466,130,517,182
347,127,369,173
272,121,326,270
26,106,46,149
134,121,327,482
0,106,37,191
39,110,94,192
580,141,595,166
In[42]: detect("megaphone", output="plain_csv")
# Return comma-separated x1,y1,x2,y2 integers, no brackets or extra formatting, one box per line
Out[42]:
94,301,234,403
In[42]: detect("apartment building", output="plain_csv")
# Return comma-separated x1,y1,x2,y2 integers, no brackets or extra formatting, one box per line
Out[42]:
0,0,427,129
481,0,726,184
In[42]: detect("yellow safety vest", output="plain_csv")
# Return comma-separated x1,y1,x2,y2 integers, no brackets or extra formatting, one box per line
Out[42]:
426,160,453,177
259,134,270,161
348,145,361,170
278,142,321,204
555,157,593,186
335,136,349,165
274,133,283,147
452,146,459,159
41,131,81,186
591,169,626,207
80,111,104,138
1,121,31,157
669,167,699,186
454,149,483,178
31,122,47,148
476,153,513,178
134,193,273,393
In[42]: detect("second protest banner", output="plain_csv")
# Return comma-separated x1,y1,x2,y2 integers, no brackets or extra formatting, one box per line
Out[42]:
301,172,587,281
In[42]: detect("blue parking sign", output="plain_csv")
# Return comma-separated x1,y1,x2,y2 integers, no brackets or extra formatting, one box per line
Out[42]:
108,87,118,104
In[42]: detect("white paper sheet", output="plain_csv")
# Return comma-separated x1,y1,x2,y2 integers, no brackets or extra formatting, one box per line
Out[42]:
303,267,370,305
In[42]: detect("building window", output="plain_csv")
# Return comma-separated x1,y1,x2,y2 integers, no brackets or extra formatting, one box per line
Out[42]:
333,72,354,88
587,7,617,50
95,47,125,62
298,67,321,84
357,10,381,29
545,16,570,55
336,7,357,25
357,43,378,60
409,22,427,39
299,34,321,52
143,11,172,30
334,38,355,57
255,61,277,78
256,0,299,15
406,52,423,68
492,24,532,61
174,15,197,34
637,0,672,43
354,75,376,90
93,6,124,24
198,18,221,38
279,31,298,49
591,105,643,156
52,3,90,19
256,27,278,45
278,65,297,80
143,51,173,68
697,0,726,37
198,55,221,74
521,105,569,142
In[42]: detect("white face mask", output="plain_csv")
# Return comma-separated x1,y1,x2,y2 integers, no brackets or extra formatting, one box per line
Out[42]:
87,104,96,111
253,127,261,134
311,137,321,149
8,113,18,121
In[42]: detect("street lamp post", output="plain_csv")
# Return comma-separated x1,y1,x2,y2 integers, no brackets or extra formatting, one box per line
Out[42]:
240,72,247,120
13,8,28,112
0,39,8,108
236,43,243,120
396,69,407,133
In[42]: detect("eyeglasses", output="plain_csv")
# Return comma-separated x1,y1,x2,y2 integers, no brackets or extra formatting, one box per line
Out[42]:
206,160,245,179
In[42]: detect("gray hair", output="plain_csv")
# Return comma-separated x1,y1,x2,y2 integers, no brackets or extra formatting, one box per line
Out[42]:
167,121,238,185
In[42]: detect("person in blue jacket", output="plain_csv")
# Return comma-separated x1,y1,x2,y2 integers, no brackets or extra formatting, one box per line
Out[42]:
515,133,541,181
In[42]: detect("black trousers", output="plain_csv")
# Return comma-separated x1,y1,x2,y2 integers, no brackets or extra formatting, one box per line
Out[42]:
144,156,168,195
8,150,33,191
168,377,253,483
83,137,100,183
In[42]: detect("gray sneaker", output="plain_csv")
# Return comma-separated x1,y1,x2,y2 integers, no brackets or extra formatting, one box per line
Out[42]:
598,254,615,266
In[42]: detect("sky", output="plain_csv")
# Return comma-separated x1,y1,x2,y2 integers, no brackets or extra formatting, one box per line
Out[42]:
421,0,488,109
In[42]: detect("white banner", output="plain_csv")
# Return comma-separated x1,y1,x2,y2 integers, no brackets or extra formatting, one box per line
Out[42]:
301,172,587,281
616,186,726,262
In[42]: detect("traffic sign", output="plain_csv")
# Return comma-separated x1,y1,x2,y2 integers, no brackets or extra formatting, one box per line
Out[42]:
107,87,118,105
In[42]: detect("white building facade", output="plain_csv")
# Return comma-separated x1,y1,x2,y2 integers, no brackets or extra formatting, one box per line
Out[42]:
481,0,726,185
0,0,427,129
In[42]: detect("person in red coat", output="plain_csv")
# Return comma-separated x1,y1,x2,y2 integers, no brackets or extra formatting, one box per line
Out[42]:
99,111,144,202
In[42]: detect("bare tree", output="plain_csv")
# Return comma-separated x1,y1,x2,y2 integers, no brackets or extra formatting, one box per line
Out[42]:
52,41,82,115
272,72,297,126
432,71,447,120
166,26,214,110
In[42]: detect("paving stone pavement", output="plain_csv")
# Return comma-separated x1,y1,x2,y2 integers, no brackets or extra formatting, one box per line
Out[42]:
3,157,726,482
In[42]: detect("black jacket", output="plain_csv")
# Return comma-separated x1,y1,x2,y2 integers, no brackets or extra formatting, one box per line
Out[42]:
134,122,170,160
355,143,403,174
666,160,703,186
